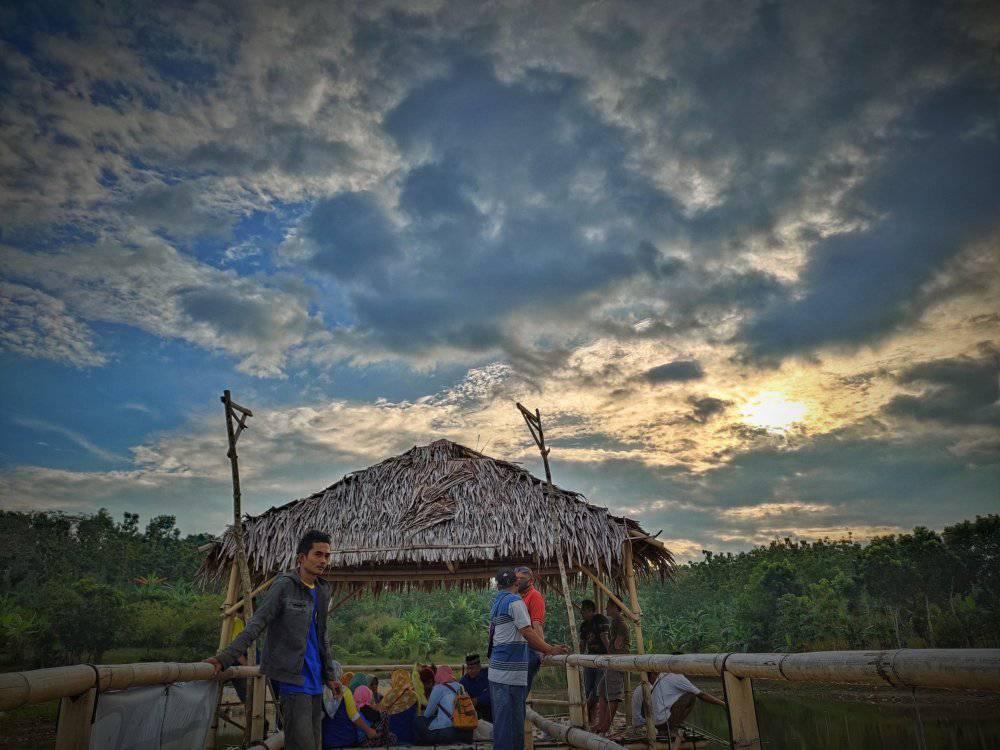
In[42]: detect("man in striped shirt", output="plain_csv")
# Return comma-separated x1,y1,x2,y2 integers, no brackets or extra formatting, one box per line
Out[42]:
489,567,568,750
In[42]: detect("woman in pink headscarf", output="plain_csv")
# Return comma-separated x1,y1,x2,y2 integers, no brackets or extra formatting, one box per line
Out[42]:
414,665,473,744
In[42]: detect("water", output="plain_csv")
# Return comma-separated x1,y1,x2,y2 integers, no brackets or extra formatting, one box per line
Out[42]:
687,686,1000,750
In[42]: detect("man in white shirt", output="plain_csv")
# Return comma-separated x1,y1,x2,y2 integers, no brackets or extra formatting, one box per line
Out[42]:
632,671,726,749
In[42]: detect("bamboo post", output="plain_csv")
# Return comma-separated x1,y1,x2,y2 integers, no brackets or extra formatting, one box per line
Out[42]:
208,562,241,749
221,390,265,742
517,402,587,728
54,687,96,750
558,551,586,727
622,540,657,749
722,671,761,750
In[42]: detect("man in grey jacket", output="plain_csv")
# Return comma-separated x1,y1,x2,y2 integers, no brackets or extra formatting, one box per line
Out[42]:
206,529,341,749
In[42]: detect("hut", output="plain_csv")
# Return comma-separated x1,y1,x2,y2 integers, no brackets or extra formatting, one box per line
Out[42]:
201,438,674,739
202,438,673,590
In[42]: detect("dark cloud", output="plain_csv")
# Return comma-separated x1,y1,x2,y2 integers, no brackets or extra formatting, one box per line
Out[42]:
297,192,401,283
741,83,1000,359
644,359,704,383
128,182,233,238
291,60,678,357
884,352,1000,427
686,396,730,424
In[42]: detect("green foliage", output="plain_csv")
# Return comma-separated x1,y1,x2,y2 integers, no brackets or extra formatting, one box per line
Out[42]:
1,509,997,669
641,515,1000,653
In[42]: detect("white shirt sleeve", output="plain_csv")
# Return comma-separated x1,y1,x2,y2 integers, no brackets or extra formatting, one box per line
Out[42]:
674,675,701,695
631,685,644,723
509,598,531,629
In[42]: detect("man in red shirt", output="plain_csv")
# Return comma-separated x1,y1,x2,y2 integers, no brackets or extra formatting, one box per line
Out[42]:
515,565,545,690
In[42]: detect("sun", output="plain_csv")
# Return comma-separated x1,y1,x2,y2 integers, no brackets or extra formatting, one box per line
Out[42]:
741,391,808,432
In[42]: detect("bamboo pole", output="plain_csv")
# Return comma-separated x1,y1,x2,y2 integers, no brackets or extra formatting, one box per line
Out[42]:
622,540,657,749
558,550,586,727
221,575,276,618
526,707,627,750
208,562,241,749
722,671,761,750
221,390,265,742
577,565,640,623
517,402,587,728
54,688,96,750
540,649,1000,691
0,663,261,712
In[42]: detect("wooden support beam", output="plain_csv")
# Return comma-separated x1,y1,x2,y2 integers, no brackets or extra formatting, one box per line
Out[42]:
221,575,276,618
623,540,657,750
208,562,240,749
722,672,761,750
526,708,627,750
327,587,362,615
558,549,586,728
577,565,640,623
54,687,96,750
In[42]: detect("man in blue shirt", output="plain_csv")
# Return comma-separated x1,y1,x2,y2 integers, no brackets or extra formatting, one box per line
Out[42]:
208,530,341,750
459,654,492,721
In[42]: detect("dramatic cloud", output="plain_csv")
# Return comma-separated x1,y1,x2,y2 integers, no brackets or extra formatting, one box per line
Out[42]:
644,360,705,383
1,0,998,551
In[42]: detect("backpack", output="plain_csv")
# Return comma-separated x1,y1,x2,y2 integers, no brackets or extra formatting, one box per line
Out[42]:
443,682,478,730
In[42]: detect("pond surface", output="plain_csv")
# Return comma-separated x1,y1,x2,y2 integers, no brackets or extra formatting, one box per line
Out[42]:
685,684,1000,750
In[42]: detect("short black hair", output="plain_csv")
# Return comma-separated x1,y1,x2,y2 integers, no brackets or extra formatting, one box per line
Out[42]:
606,600,621,612
465,654,481,664
581,599,597,611
496,567,517,588
296,529,331,557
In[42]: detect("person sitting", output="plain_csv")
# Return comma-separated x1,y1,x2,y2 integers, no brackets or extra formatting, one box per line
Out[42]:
353,685,396,747
414,665,474,745
632,671,726,750
353,685,380,727
459,654,492,721
376,669,418,745
369,675,384,704
322,678,379,748
413,665,435,708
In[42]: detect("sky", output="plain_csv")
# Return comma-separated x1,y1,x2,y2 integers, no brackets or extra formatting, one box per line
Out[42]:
0,0,998,561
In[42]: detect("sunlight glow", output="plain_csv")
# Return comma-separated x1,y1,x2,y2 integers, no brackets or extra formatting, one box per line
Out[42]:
741,391,808,432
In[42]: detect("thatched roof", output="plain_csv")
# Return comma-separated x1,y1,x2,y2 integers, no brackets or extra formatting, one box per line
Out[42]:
202,439,673,590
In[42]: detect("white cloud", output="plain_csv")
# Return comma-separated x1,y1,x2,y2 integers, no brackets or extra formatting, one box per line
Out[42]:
0,282,106,367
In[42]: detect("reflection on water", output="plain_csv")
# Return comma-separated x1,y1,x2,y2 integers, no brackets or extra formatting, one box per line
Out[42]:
689,688,1000,750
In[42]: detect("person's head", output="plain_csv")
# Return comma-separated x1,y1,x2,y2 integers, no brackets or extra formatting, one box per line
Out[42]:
606,600,621,618
330,659,343,684
465,654,482,678
514,565,534,593
296,529,332,576
434,665,455,684
419,666,435,692
496,567,518,592
581,599,597,621
370,676,379,694
353,685,373,709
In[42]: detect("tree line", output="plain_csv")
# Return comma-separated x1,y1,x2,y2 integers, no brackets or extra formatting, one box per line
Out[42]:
1,509,996,671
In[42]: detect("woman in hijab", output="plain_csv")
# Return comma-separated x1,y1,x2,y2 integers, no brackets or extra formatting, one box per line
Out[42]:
376,669,418,744
349,673,370,693
414,666,473,745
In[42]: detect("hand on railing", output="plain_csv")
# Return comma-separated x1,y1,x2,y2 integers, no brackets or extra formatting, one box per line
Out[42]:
204,657,223,676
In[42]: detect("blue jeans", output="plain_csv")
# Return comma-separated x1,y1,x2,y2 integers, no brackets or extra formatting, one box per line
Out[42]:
490,681,527,750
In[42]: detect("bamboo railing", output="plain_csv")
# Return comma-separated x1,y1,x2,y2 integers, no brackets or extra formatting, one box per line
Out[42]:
541,649,1000,691
2,649,998,750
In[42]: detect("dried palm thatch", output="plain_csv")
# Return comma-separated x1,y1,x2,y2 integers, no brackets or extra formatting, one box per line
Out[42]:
201,439,673,591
